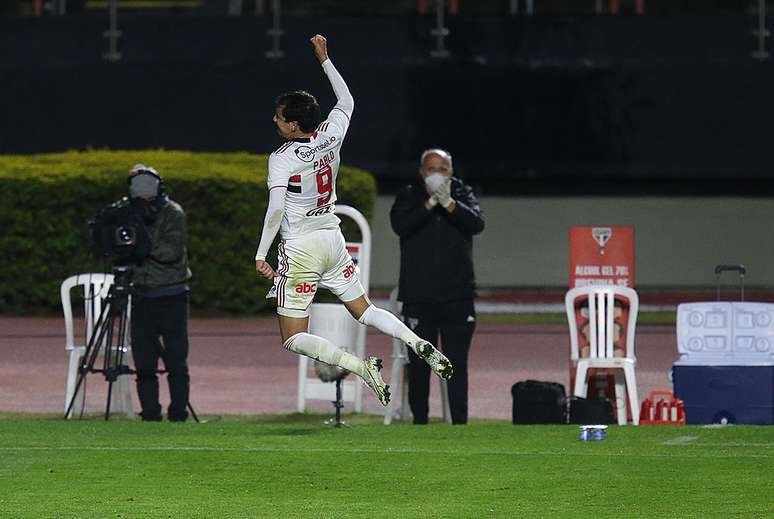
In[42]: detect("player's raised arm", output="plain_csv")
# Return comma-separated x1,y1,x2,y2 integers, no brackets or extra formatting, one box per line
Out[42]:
310,34,354,123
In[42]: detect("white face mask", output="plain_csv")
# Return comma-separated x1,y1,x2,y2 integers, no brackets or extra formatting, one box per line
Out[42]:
424,172,447,192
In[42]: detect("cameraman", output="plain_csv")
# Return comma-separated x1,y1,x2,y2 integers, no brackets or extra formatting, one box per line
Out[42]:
128,164,192,422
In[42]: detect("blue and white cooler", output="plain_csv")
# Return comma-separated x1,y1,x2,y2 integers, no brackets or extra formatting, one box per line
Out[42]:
673,302,774,425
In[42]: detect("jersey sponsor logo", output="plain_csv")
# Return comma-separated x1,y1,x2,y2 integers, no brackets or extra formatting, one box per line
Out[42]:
294,282,317,294
305,204,334,217
295,146,315,162
294,136,336,162
342,263,356,279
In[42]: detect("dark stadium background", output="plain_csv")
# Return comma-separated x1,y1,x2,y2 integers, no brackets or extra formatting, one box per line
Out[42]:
1,0,767,195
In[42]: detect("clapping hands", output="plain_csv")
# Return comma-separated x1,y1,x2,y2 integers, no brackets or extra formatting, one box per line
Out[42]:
424,173,453,209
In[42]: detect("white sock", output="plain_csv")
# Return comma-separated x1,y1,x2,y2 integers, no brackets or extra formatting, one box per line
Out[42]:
283,332,363,376
358,305,422,347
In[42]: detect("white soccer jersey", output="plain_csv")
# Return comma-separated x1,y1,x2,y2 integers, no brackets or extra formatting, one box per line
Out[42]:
267,107,350,239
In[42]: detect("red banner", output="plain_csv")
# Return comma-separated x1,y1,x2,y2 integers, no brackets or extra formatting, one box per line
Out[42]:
568,225,635,418
569,226,634,288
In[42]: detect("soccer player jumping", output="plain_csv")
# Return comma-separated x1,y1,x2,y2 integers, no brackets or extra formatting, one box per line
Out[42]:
254,35,452,407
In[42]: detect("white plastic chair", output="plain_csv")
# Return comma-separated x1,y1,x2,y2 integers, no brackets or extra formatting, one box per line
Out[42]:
294,205,372,413
565,285,640,425
384,287,451,425
61,273,134,419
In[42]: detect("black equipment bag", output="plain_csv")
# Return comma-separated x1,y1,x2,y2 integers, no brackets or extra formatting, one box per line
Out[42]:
568,396,615,424
511,380,567,424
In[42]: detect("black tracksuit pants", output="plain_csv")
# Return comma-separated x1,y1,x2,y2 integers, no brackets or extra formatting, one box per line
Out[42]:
131,292,190,421
403,300,475,425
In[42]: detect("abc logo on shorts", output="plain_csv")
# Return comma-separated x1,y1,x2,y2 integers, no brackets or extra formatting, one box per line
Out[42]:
294,283,317,294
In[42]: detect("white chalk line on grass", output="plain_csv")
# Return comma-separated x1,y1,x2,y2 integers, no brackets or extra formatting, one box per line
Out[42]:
0,445,772,460
663,436,698,445
661,436,774,448
667,442,774,448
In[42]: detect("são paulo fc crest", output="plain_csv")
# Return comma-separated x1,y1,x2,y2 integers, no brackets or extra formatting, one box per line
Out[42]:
591,227,612,248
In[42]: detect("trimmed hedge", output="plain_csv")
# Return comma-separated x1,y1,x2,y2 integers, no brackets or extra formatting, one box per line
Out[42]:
0,150,376,314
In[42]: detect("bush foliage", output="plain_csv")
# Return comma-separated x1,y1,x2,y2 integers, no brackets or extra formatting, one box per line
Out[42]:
0,150,376,314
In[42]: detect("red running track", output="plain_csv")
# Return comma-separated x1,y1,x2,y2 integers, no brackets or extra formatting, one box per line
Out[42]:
0,317,678,421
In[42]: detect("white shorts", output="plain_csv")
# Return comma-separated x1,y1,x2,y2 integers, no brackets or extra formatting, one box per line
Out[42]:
273,228,364,318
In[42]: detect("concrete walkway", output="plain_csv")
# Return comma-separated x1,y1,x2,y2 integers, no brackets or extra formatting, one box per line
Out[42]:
0,317,678,421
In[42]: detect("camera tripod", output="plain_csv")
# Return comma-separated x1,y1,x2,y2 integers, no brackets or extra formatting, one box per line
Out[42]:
322,376,349,428
64,267,199,422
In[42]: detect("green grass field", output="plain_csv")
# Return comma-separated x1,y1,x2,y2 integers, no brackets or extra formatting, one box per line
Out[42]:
1,414,772,518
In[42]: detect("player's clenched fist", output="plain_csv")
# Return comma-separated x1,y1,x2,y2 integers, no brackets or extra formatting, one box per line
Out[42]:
255,259,276,280
310,34,329,63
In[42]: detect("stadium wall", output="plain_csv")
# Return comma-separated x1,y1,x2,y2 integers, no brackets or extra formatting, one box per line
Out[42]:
370,195,774,289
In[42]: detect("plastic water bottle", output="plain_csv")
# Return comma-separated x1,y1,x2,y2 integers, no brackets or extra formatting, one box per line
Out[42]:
579,425,608,441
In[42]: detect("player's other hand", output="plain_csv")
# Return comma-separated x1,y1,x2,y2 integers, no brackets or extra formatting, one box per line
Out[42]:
310,34,329,63
255,259,277,280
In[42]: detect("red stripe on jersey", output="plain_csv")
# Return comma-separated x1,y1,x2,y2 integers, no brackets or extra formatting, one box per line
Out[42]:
287,174,302,193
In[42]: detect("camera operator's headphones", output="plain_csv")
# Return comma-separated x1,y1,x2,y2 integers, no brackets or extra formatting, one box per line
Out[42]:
128,164,165,198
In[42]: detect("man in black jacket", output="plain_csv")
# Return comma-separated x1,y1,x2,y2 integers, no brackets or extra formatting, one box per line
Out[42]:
390,148,485,424
128,164,192,422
